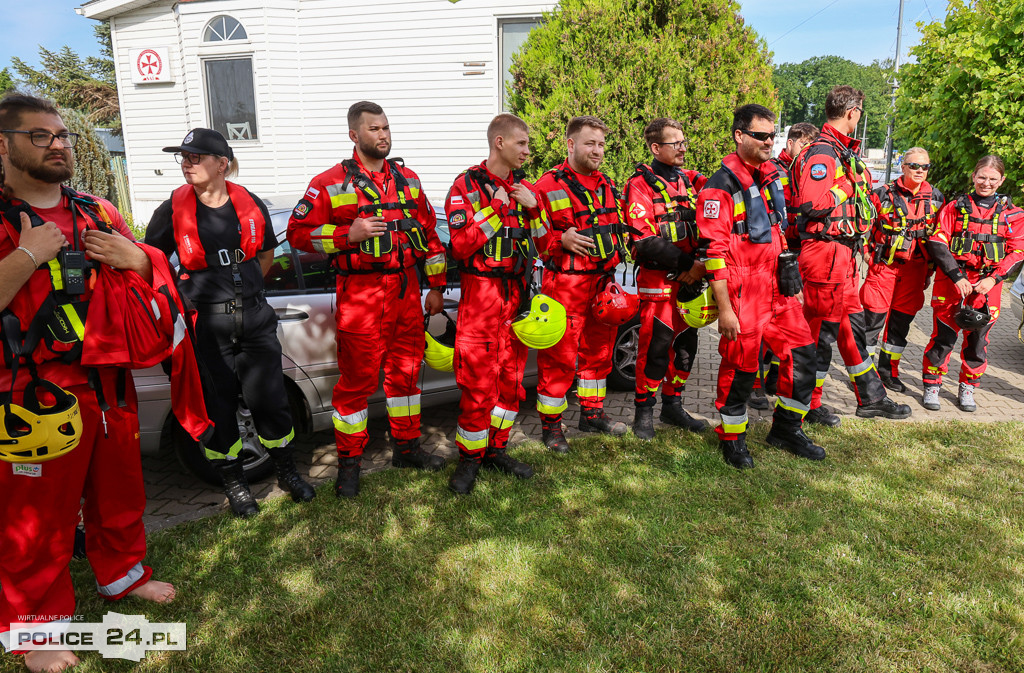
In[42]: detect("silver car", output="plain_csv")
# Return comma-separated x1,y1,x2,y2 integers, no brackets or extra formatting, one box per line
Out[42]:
135,205,641,483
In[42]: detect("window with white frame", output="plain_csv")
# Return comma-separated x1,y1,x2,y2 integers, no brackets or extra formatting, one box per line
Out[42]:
204,15,247,42
200,16,257,142
499,18,540,110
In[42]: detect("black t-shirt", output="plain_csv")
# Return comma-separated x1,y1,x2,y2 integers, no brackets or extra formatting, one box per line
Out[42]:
145,188,278,303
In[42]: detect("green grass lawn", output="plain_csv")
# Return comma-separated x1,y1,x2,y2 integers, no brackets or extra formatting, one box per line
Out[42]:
5,421,1023,672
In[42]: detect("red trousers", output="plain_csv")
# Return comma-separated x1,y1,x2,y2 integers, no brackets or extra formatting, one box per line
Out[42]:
860,255,932,378
331,268,424,458
634,293,696,405
453,275,528,459
923,271,1001,387
715,263,817,440
536,272,617,417
800,239,885,408
0,379,150,654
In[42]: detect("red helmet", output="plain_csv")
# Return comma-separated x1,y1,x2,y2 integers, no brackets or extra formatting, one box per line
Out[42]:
591,281,639,325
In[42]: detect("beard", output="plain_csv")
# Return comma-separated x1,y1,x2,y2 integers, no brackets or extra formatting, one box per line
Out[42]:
358,138,391,161
7,143,74,184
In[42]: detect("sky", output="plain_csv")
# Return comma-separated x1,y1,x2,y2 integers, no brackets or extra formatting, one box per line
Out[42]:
1,0,943,74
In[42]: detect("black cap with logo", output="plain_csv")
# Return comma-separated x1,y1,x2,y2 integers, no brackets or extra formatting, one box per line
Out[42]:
162,128,234,159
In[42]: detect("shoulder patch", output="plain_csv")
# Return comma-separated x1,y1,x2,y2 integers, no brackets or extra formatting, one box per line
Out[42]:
305,186,320,201
703,200,720,219
450,194,465,206
449,209,467,229
810,164,828,181
628,202,646,220
292,199,313,220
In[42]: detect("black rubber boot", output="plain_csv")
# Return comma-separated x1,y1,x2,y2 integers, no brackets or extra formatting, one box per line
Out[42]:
720,436,754,469
392,438,445,471
269,446,316,502
449,457,482,495
765,424,826,460
217,459,259,518
748,387,771,410
660,396,709,433
805,404,842,428
879,371,908,394
482,449,534,479
633,405,655,440
856,396,912,419
579,408,627,435
541,416,570,454
334,456,361,498
764,363,779,397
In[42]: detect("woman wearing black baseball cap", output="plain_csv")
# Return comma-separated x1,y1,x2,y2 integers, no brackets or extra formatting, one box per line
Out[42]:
145,128,315,517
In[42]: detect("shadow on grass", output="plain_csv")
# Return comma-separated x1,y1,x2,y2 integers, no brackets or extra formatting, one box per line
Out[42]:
43,421,1024,673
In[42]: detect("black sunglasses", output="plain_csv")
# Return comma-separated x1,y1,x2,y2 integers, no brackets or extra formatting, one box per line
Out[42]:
739,128,776,142
904,162,931,171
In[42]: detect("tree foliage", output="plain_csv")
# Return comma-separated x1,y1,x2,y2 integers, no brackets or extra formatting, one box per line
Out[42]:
895,0,1024,198
60,107,115,202
507,0,777,183
0,68,15,96
772,56,892,148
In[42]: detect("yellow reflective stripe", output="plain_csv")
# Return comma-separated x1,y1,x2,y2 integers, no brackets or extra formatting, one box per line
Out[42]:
205,438,243,461
705,258,726,271
424,253,446,277
547,189,571,212
638,287,672,295
327,183,359,208
60,304,86,340
848,359,876,378
536,394,568,415
720,413,747,434
577,378,607,399
645,383,660,393
830,186,848,205
880,342,905,358
48,258,63,291
311,224,339,253
490,406,517,430
456,425,488,450
815,370,828,387
333,409,368,434
775,397,809,416
779,176,790,186
386,395,421,418
733,201,746,217
260,428,295,449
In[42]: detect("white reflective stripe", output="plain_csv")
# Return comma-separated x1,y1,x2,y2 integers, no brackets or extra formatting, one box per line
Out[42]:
881,341,906,357
847,359,875,377
386,395,421,417
638,287,672,295
776,396,810,414
577,378,607,398
333,409,369,434
149,297,162,321
720,413,747,424
326,183,356,197
456,425,489,449
1,619,72,653
336,409,368,424
480,219,501,239
407,178,421,190
536,394,568,413
490,405,517,429
815,370,828,386
172,314,186,348
96,561,145,597
425,253,446,267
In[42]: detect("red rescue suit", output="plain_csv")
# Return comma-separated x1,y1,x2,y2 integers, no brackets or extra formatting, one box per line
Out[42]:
0,193,154,654
623,161,705,407
445,163,548,460
287,151,447,458
923,194,1024,386
534,160,625,418
698,153,817,440
860,178,944,378
793,123,885,409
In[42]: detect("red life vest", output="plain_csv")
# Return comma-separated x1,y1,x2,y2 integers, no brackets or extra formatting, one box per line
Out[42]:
946,194,1024,271
170,182,265,271
793,132,874,240
626,163,699,254
870,181,943,265
454,166,534,277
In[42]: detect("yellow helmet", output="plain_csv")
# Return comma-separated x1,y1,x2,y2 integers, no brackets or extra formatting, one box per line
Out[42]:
0,379,83,464
423,312,457,372
676,285,718,329
512,294,567,349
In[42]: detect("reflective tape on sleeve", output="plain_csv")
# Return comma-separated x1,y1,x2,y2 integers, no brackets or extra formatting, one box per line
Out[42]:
547,189,571,212
327,183,358,208
311,224,339,253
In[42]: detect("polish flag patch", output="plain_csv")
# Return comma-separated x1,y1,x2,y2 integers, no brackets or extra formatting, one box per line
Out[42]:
305,186,320,200
451,195,464,205
703,200,720,219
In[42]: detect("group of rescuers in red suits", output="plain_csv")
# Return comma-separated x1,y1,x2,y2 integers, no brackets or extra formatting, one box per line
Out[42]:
2,85,1021,671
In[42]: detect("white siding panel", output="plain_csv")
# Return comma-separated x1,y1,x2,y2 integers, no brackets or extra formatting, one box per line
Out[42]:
113,0,554,224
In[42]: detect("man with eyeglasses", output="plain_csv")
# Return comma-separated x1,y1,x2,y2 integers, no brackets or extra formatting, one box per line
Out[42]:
0,94,175,672
860,147,944,393
623,118,709,439
697,103,825,469
792,85,912,426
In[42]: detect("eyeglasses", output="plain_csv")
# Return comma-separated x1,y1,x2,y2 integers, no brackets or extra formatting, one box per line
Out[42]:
739,128,776,142
2,129,79,148
848,106,864,114
656,140,687,150
174,152,206,165
904,162,930,171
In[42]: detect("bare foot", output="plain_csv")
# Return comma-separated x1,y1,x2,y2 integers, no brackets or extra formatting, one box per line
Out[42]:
127,579,175,603
24,649,79,673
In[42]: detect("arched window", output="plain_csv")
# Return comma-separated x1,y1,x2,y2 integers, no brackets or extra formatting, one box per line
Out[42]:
203,15,247,42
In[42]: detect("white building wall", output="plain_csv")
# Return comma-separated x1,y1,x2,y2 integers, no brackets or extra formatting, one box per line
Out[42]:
108,0,553,225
